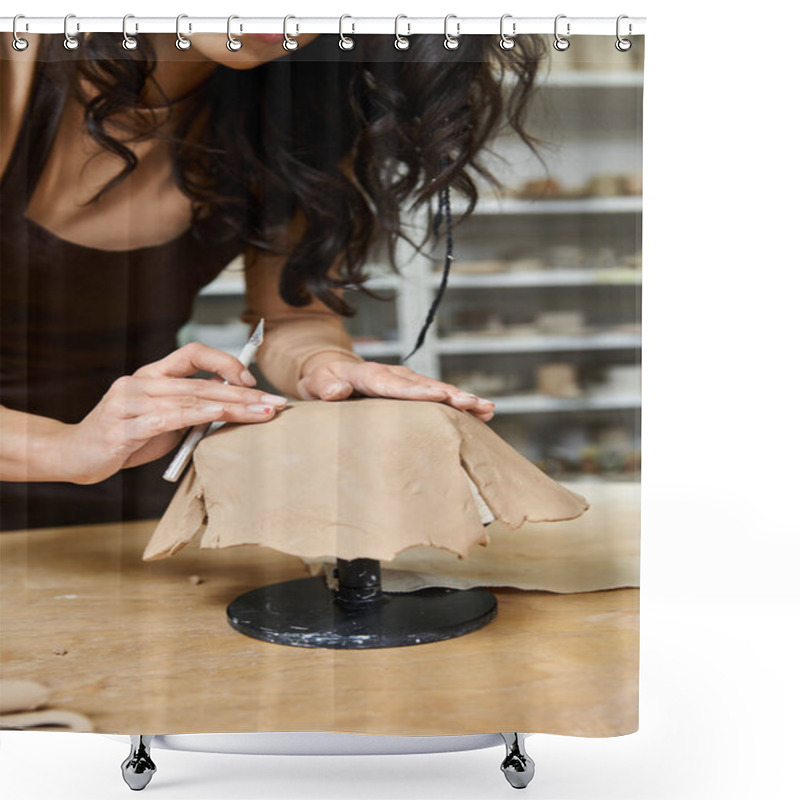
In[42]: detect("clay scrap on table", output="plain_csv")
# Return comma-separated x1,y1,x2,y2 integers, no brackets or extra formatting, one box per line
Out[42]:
143,398,589,563
0,679,94,731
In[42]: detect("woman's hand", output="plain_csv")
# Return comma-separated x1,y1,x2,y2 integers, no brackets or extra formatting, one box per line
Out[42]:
297,360,496,422
56,343,287,484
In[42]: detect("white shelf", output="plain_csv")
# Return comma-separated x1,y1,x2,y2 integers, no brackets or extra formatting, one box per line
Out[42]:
436,331,641,355
427,268,641,288
351,275,400,292
452,196,642,216
201,274,400,297
541,71,644,89
491,393,641,415
352,340,404,358
330,331,642,359
502,70,643,92
201,268,641,297
199,277,245,296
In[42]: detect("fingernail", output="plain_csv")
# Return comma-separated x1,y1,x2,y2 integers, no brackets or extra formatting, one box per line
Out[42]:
247,404,274,414
202,403,224,413
241,370,257,386
325,382,349,396
455,392,475,402
263,395,287,405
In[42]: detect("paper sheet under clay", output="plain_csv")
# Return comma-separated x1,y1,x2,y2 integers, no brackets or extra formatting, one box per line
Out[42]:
302,481,640,593
143,398,589,563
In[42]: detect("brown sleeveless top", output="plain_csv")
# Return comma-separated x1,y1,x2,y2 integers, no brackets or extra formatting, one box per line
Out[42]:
0,57,244,531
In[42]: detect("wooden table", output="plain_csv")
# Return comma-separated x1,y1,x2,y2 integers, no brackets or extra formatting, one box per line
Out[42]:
0,521,638,736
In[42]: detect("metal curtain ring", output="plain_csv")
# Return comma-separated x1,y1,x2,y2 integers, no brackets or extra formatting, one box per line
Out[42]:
554,14,570,51
12,14,29,51
394,14,410,50
615,14,632,51
283,15,298,51
339,14,355,50
444,14,460,50
176,13,192,50
121,14,138,50
227,15,242,51
499,14,515,50
63,13,79,50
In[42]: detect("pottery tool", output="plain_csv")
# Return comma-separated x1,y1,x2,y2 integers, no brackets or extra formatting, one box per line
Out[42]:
162,319,265,483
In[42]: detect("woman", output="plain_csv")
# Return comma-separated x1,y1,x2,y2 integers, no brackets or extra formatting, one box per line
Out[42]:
0,30,546,531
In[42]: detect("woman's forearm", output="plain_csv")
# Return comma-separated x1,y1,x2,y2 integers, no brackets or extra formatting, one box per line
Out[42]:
253,313,366,399
241,238,367,400
0,405,72,482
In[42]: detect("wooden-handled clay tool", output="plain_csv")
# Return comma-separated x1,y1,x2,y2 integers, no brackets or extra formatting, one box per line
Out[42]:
162,319,265,483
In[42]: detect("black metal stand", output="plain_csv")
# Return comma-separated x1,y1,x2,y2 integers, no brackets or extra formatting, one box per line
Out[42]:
227,557,497,649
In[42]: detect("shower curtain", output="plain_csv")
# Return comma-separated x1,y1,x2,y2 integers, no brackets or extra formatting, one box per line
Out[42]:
0,25,642,745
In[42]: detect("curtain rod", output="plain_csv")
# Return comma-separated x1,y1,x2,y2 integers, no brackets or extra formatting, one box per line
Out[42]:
0,16,646,37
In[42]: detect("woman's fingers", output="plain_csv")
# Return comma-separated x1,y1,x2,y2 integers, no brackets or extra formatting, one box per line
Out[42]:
359,373,445,399
109,377,285,414
132,342,257,385
123,399,279,443
68,341,286,484
349,366,495,417
302,360,496,420
392,371,496,415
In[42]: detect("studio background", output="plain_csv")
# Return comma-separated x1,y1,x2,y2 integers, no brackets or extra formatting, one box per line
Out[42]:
1,1,797,799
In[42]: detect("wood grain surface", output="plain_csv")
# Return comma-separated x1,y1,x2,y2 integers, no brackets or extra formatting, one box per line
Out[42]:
0,520,638,736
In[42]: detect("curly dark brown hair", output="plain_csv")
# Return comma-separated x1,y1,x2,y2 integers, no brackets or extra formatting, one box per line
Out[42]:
44,33,549,332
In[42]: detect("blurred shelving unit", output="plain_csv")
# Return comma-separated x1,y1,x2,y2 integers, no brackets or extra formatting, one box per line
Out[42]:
186,36,643,480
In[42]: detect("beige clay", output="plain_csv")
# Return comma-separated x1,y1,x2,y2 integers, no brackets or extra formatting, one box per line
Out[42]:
0,709,94,731
0,679,52,715
143,398,589,563
0,679,94,731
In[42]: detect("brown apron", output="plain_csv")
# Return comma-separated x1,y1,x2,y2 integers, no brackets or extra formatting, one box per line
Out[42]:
0,56,243,531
